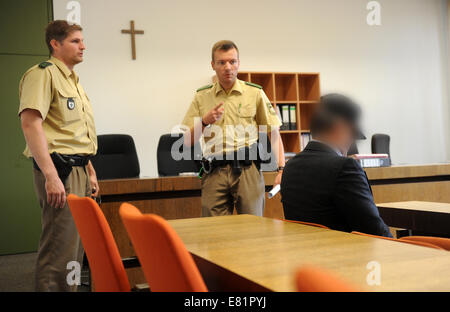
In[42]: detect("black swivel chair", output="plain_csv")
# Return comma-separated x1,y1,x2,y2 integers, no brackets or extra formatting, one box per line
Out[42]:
371,134,391,155
347,142,359,156
157,133,201,176
90,134,140,180
372,133,391,166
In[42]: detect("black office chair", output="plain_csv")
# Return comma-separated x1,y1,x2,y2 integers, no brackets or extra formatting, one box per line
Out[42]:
90,134,140,180
371,134,390,155
347,142,359,156
372,133,391,166
157,133,201,176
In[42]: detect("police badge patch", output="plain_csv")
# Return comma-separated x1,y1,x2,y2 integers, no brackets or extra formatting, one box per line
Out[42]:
267,102,276,115
67,98,75,110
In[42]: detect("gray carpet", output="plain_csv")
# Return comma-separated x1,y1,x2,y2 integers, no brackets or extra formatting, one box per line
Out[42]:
0,252,36,292
0,252,90,292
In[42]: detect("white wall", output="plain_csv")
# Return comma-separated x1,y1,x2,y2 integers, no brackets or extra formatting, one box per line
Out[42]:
54,0,450,177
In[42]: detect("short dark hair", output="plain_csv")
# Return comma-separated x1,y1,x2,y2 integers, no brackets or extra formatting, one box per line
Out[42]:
310,108,337,138
45,20,82,54
311,93,365,139
211,40,239,61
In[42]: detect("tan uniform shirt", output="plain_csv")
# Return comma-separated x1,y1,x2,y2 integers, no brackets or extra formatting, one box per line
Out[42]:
182,79,281,157
18,56,97,157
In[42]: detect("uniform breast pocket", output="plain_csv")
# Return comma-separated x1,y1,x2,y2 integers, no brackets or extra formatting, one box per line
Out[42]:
56,89,81,122
239,103,256,118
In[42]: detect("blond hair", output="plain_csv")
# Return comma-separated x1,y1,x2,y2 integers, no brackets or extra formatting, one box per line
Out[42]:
211,40,239,61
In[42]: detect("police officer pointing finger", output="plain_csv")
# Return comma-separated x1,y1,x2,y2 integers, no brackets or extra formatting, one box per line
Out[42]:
182,40,285,217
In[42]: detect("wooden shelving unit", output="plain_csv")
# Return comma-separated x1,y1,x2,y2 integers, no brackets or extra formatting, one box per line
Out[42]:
236,72,321,153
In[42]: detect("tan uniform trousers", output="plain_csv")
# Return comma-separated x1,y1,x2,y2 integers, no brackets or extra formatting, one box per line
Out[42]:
33,166,91,292
201,162,265,217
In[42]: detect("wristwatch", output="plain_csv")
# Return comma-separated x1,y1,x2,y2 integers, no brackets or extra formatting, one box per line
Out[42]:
277,166,285,172
201,118,210,128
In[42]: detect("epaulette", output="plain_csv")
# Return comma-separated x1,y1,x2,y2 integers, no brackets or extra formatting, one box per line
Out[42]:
245,81,262,89
196,84,213,92
38,61,53,69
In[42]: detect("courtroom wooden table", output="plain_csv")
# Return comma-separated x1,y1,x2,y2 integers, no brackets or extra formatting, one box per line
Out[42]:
97,163,450,285
168,215,450,292
364,163,450,204
377,201,450,237
98,163,450,223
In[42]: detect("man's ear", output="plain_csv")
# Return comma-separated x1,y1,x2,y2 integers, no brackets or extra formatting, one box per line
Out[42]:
50,39,60,52
211,60,215,71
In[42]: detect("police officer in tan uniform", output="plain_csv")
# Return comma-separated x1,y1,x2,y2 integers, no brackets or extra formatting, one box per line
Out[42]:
182,40,285,217
19,20,98,291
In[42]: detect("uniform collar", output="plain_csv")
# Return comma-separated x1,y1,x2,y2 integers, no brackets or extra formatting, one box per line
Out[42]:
214,79,243,95
50,56,74,79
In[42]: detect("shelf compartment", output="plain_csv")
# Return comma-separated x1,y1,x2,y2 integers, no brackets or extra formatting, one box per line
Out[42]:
298,74,320,101
237,72,250,82
280,132,300,153
300,103,316,131
250,73,274,102
275,74,297,102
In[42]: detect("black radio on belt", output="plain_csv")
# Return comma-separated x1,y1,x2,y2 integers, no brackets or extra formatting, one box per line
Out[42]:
33,152,90,184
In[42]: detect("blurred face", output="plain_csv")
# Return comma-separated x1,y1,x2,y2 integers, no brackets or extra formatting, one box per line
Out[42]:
331,120,355,155
211,48,240,87
51,30,85,67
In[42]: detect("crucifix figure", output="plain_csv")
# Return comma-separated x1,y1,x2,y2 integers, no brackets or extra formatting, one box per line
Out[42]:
121,20,144,60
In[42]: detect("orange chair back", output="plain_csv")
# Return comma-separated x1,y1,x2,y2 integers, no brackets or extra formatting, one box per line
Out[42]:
283,219,329,229
119,203,207,292
67,194,130,292
352,231,444,250
296,265,359,292
399,236,450,251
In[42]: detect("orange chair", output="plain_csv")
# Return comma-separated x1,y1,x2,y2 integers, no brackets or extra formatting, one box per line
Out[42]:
399,236,450,251
283,219,329,229
296,265,359,292
119,203,208,292
67,194,131,292
352,231,444,250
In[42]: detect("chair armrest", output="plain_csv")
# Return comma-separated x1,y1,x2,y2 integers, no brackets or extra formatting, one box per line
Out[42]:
122,257,150,291
132,283,150,292
122,257,141,269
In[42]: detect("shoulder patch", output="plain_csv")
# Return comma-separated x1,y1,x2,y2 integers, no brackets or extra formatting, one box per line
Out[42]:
245,81,262,89
38,61,53,69
196,84,213,92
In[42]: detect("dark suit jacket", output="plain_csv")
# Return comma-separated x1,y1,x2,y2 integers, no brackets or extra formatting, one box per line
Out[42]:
281,141,392,237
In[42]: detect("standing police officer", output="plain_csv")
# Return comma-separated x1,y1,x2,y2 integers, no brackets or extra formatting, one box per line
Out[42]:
19,20,98,291
182,40,285,217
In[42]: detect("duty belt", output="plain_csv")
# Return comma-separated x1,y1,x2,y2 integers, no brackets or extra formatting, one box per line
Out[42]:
32,153,90,169
58,154,90,167
32,152,91,183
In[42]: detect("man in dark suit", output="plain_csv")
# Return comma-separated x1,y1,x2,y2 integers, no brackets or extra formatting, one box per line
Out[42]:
281,94,392,237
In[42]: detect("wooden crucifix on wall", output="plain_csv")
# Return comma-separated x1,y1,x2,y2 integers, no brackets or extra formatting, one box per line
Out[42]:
121,20,144,60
